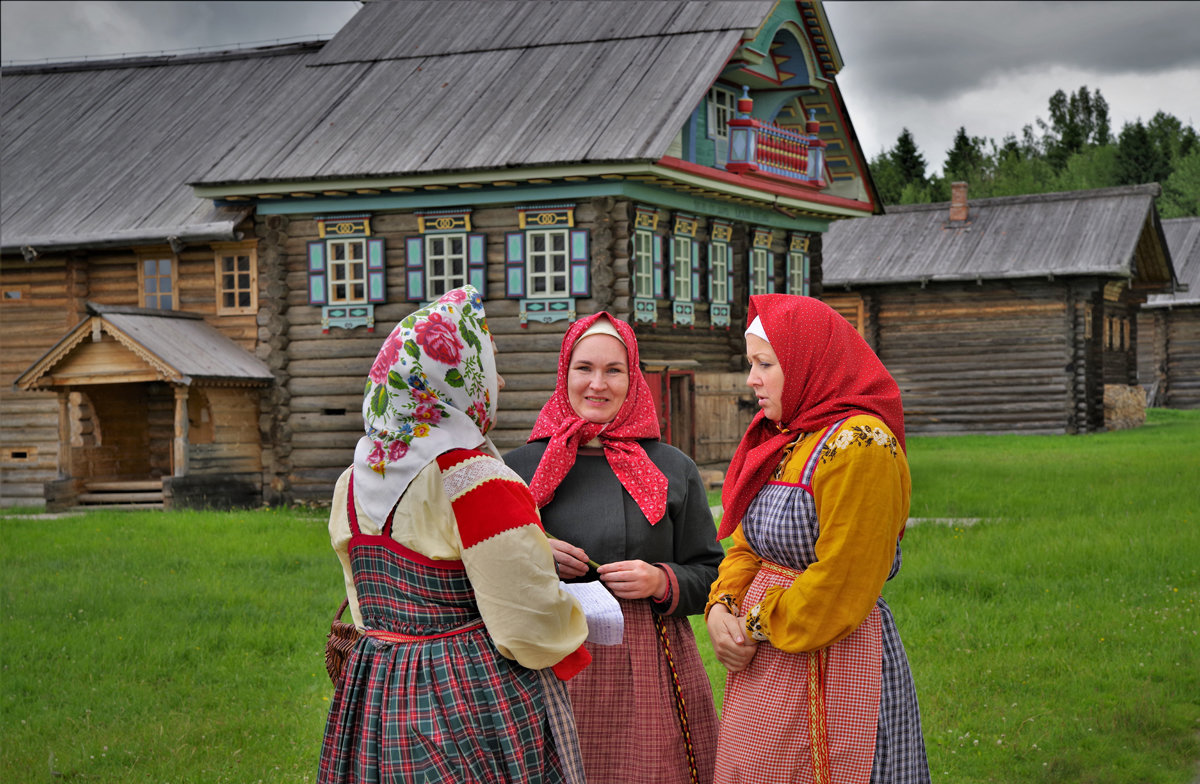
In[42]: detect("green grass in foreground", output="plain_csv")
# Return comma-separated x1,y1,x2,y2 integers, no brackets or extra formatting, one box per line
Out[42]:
3,409,1199,782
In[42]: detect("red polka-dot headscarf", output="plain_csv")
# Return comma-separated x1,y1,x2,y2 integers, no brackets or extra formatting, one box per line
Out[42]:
527,312,669,524
718,294,906,539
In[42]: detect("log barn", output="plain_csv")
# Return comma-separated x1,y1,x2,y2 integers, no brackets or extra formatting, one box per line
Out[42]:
1,0,881,509
821,183,1178,435
1138,217,1200,408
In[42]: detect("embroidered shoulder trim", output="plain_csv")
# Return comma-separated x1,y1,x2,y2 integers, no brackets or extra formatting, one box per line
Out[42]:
439,451,524,502
818,422,899,464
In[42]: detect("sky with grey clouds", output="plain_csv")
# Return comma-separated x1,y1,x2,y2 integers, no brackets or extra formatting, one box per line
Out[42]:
2,0,1198,173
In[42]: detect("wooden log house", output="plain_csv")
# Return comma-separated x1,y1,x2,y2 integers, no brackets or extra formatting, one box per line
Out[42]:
821,182,1178,435
1,0,882,509
1138,217,1200,408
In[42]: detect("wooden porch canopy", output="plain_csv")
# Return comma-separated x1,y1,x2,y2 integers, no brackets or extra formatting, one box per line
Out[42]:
14,303,273,476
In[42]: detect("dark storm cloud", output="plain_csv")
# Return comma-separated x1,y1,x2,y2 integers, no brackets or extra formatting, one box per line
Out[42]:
1,1,361,63
825,1,1200,102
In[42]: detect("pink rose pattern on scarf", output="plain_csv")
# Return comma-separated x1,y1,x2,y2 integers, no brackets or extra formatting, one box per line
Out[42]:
352,286,498,524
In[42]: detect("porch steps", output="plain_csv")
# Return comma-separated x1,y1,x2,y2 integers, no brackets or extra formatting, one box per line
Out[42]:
79,480,164,509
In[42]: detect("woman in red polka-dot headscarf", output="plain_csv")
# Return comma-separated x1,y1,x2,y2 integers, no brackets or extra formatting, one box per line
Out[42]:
705,294,930,784
505,311,724,784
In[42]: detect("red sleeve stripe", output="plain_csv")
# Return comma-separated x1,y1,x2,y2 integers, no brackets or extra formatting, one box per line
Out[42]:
437,450,545,549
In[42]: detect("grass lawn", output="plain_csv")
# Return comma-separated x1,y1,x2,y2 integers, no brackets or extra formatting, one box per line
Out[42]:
3,409,1198,782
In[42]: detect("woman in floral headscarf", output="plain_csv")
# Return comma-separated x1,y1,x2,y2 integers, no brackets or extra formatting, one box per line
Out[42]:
705,294,930,784
504,312,724,784
318,286,591,784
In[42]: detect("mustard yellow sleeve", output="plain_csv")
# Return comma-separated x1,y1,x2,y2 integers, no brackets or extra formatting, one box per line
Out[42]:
705,523,761,616
745,416,910,653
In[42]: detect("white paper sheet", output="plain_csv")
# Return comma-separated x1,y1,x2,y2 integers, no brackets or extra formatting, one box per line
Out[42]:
560,580,624,646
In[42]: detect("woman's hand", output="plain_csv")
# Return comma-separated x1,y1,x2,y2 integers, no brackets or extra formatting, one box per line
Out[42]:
706,603,759,672
548,537,592,580
597,560,666,600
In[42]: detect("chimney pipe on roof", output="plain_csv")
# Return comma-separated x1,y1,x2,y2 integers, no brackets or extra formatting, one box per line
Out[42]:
950,182,968,222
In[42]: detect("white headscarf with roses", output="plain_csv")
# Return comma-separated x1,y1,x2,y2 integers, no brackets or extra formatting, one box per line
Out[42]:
352,285,499,524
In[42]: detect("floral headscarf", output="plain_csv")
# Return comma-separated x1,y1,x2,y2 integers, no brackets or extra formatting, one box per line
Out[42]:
352,285,498,524
526,312,669,524
718,294,906,539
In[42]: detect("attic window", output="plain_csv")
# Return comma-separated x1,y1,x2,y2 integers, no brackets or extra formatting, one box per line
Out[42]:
213,242,258,315
138,254,176,310
707,85,737,140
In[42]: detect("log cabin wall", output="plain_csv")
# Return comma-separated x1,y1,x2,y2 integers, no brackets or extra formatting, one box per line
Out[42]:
269,196,783,504
0,213,266,507
0,255,75,505
865,279,1085,435
1163,309,1200,408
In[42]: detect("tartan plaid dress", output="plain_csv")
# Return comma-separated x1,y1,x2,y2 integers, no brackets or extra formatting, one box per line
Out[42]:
715,423,930,784
318,489,570,784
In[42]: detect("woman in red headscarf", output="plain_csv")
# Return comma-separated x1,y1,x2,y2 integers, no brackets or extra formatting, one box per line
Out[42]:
505,312,725,784
706,294,930,784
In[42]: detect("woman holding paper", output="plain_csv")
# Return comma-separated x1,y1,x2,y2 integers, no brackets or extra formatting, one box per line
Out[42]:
705,294,930,783
318,286,591,784
505,312,724,784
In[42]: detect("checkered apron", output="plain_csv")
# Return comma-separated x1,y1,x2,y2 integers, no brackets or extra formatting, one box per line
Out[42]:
716,421,928,784
318,481,571,784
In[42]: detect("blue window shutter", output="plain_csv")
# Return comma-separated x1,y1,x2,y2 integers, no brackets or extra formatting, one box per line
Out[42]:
404,237,425,302
307,241,327,305
728,262,735,306
667,238,676,300
653,235,664,298
468,233,487,296
691,239,702,302
767,252,775,293
366,237,387,303
505,232,525,298
569,229,590,297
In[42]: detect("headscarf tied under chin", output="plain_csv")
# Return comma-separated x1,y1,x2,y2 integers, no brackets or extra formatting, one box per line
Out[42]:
352,285,498,525
717,294,906,540
526,312,669,524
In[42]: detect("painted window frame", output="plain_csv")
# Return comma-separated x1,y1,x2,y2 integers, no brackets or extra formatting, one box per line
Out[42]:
749,248,772,296
137,252,177,310
525,228,571,297
671,235,693,301
326,237,368,305
213,241,258,315
786,252,810,296
634,229,656,299
709,241,730,304
424,233,469,299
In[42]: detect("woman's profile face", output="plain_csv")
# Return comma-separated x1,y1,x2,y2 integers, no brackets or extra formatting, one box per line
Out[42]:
567,334,630,424
745,333,785,422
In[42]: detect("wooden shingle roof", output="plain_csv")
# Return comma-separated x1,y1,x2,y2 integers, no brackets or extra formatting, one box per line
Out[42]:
14,304,274,391
1146,217,1200,308
1,0,777,252
823,183,1175,288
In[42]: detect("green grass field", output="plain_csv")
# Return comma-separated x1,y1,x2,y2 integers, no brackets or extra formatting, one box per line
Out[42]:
3,409,1198,783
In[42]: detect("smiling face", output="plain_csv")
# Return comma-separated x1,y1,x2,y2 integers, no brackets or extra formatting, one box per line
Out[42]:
745,333,786,422
567,334,630,424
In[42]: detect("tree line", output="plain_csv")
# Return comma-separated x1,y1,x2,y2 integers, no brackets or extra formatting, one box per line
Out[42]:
868,86,1199,218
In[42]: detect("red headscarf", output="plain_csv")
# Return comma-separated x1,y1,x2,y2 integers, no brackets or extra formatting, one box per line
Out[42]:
527,312,669,523
718,294,906,539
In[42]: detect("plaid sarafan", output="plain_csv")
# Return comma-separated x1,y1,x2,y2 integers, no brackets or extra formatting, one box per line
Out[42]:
567,598,718,784
318,529,566,783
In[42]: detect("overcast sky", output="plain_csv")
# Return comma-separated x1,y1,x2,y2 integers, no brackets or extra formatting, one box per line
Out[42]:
2,1,1198,174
